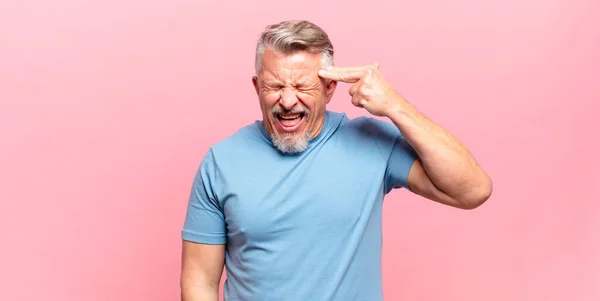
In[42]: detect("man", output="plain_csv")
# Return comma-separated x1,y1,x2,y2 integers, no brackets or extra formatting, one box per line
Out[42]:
180,20,492,301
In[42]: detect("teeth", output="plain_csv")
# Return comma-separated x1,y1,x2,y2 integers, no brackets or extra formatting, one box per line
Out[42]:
279,113,301,120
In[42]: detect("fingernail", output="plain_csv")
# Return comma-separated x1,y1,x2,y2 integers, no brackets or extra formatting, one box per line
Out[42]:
318,70,326,76
326,66,333,70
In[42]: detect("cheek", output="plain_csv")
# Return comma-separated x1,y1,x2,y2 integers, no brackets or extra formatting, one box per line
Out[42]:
260,93,281,123
298,91,325,109
298,91,317,102
262,91,281,106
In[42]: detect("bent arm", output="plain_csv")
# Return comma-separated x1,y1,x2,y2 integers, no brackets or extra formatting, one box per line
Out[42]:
181,240,225,301
387,102,492,209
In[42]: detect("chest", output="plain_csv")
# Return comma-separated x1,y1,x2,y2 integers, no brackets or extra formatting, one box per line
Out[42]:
217,145,386,244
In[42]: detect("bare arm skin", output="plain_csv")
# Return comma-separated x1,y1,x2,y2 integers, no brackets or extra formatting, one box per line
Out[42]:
388,105,492,209
318,64,492,209
181,241,225,301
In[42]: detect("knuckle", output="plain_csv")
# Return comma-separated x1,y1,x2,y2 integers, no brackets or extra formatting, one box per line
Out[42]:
358,85,369,95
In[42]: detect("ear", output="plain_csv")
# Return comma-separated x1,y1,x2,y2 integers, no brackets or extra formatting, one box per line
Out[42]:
324,79,337,104
252,76,259,96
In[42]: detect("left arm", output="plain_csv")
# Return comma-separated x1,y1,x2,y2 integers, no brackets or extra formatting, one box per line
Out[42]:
319,64,492,209
386,99,492,209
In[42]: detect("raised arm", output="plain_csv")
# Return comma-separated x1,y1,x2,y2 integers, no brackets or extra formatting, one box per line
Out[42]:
318,64,492,209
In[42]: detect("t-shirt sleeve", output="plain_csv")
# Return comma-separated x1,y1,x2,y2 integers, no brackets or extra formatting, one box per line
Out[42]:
366,118,418,194
181,148,227,244
384,134,418,193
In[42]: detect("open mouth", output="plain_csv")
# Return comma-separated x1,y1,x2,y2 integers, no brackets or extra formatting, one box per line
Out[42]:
276,112,305,132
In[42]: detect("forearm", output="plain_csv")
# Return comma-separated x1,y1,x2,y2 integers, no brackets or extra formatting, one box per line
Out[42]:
181,281,219,301
386,99,492,202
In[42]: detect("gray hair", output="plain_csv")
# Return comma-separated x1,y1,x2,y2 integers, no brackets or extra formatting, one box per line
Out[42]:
255,20,334,74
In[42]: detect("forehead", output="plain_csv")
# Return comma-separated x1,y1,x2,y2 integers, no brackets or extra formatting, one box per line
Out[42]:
259,48,322,82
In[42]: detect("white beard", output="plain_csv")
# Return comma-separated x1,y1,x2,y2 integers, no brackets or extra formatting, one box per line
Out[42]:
271,131,312,154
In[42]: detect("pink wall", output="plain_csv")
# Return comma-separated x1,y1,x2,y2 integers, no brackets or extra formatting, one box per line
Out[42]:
1,0,598,300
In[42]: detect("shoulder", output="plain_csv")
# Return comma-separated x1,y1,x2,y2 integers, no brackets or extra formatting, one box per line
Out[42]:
338,114,402,141
209,121,265,155
192,121,265,170
331,113,404,161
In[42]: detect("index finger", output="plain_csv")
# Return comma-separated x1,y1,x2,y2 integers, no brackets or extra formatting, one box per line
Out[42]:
318,66,370,83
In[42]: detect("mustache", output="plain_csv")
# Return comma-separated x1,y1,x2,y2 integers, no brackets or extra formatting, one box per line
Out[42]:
271,104,311,116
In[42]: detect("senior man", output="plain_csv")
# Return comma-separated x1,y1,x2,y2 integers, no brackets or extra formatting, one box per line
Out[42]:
180,20,492,301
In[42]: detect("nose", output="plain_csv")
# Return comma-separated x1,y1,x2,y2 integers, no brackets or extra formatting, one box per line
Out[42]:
279,88,298,110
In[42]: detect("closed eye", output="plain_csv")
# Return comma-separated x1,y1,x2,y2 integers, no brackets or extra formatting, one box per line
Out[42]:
296,82,319,91
261,82,283,90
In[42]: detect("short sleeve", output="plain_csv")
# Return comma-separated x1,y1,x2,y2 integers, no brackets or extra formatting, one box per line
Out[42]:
384,135,418,193
364,118,418,194
181,148,227,244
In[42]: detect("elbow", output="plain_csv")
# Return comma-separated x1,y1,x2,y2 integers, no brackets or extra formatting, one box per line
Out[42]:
458,177,493,210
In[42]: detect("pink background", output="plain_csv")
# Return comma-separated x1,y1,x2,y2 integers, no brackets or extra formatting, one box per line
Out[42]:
1,0,598,300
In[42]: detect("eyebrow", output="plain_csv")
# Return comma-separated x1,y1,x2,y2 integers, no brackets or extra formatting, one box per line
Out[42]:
262,80,311,87
262,80,283,86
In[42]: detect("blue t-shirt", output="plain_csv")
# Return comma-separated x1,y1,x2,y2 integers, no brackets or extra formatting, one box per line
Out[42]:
182,110,417,300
